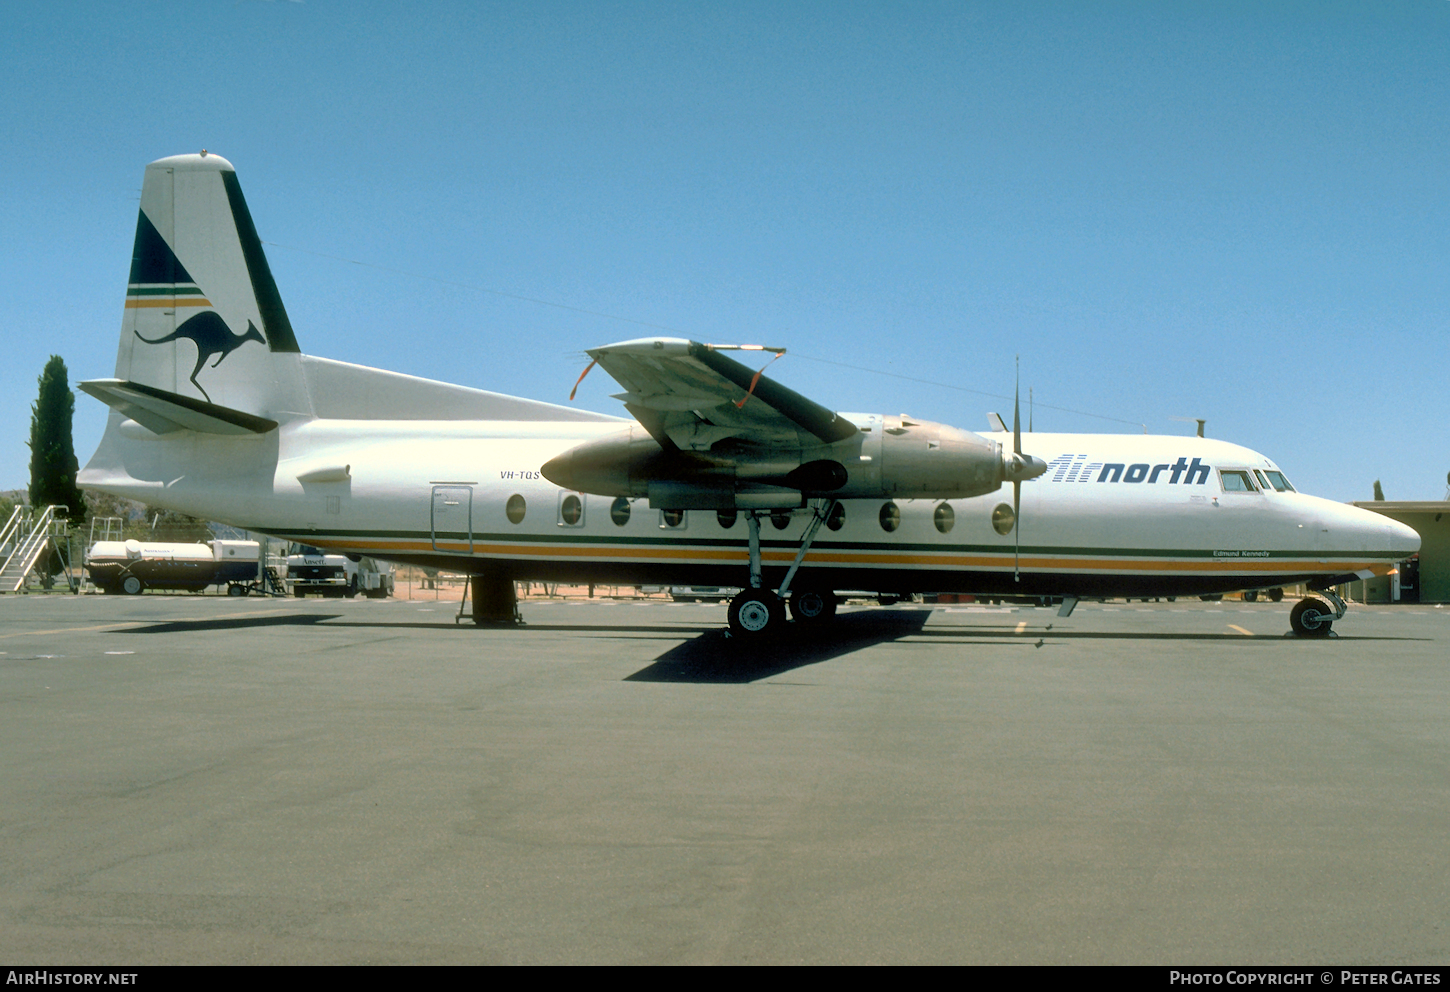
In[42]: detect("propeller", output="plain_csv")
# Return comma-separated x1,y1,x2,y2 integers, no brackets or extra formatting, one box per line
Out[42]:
1005,357,1047,581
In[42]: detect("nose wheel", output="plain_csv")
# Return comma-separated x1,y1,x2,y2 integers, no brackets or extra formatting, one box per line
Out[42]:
1290,592,1345,637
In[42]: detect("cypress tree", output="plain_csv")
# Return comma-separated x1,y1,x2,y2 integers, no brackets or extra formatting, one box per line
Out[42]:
27,356,85,523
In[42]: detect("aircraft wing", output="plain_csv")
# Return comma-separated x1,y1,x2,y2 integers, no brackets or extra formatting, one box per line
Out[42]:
583,338,857,451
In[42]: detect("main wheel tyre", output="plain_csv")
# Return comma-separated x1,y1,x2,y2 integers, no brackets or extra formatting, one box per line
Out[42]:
1268,587,1284,602
1243,590,1258,603
121,575,144,595
1290,598,1333,637
789,588,837,624
729,589,784,637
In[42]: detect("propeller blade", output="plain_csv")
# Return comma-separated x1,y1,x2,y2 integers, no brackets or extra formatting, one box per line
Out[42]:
1013,478,1021,581
1013,356,1022,456
1013,356,1022,580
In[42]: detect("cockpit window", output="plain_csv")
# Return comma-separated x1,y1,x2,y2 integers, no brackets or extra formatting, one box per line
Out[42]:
1254,470,1270,490
1219,470,1259,493
1264,471,1295,493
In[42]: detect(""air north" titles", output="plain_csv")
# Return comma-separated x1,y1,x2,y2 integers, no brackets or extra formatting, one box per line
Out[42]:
1045,455,1211,485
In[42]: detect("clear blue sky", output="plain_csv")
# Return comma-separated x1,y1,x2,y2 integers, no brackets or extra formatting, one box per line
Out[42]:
3,1,1446,502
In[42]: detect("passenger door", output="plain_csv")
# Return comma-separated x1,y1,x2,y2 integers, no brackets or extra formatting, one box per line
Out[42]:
431,485,473,553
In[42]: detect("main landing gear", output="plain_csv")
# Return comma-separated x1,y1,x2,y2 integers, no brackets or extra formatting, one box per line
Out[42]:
1289,590,1346,637
727,502,840,639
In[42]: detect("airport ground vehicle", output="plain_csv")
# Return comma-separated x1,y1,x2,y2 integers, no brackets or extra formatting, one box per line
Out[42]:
285,544,394,598
86,539,260,595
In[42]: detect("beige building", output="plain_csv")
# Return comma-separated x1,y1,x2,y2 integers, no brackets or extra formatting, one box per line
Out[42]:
1350,501,1450,604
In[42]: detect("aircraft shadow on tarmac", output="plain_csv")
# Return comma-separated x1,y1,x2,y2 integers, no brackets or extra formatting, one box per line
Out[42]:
119,614,343,635
625,609,932,683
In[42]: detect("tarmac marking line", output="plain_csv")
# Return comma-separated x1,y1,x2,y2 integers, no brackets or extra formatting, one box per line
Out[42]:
1228,624,1254,636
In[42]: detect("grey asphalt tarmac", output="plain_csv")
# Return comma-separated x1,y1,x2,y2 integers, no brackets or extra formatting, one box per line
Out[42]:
1,593,1446,964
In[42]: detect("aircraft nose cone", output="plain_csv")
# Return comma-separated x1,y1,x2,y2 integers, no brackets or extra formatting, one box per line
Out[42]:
1385,517,1421,557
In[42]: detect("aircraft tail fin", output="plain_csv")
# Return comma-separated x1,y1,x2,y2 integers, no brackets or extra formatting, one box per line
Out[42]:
109,152,310,418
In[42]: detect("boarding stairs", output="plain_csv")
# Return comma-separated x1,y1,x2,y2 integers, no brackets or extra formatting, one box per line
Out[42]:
0,505,67,593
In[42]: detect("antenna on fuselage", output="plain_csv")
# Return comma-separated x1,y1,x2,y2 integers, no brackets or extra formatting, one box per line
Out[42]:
1172,416,1206,438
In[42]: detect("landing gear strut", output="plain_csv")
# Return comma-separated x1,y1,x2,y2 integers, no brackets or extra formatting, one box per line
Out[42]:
727,501,837,638
1290,590,1346,637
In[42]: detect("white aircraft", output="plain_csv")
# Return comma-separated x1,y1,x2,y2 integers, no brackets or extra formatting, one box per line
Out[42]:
78,153,1420,639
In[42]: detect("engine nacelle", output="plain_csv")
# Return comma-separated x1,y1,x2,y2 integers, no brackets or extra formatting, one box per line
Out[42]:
542,414,1015,509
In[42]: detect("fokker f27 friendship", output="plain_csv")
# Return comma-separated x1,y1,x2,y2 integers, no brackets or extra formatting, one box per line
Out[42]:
78,153,1420,639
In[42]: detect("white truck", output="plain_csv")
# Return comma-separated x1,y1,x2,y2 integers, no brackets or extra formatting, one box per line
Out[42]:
285,544,395,598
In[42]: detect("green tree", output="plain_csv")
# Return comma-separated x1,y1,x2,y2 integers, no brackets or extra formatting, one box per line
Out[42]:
27,356,85,523
1373,480,1386,501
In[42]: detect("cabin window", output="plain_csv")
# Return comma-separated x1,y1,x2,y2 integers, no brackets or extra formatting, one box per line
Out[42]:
825,502,846,531
879,501,900,533
610,497,631,526
716,510,737,529
505,494,526,524
1219,470,1259,493
558,493,584,527
771,511,791,530
933,503,955,534
660,509,686,529
1264,471,1295,493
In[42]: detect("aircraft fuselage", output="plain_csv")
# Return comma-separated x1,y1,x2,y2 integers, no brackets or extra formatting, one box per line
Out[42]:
81,413,1416,599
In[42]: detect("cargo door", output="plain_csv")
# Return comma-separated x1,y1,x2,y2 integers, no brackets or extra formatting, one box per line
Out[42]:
431,486,473,553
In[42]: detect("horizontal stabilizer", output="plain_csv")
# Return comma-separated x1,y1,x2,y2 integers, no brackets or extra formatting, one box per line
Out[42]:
79,378,279,435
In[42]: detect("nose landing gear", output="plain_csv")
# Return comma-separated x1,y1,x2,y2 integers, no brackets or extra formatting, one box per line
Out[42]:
1290,590,1346,637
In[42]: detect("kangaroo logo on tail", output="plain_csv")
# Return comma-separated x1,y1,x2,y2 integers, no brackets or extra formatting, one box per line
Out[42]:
135,312,266,403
